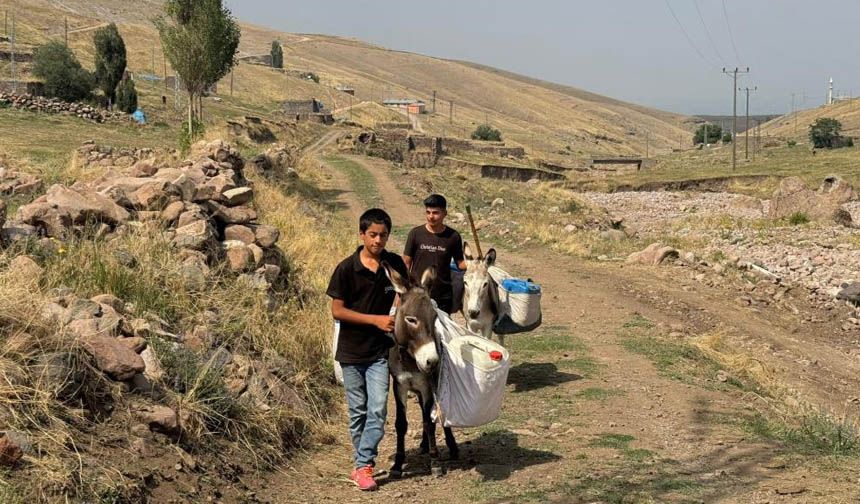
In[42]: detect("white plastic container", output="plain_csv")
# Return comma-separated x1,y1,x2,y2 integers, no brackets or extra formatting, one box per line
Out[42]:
434,309,510,427
488,266,542,334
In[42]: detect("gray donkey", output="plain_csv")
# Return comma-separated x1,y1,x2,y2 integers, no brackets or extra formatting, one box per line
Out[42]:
382,262,458,479
462,242,503,346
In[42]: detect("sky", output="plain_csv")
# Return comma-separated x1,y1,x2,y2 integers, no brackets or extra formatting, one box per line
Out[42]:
224,0,860,115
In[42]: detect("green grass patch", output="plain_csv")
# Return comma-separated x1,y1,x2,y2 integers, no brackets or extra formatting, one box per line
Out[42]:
506,325,588,358
323,155,382,208
590,433,656,463
576,387,622,401
622,313,655,329
788,211,810,226
742,412,860,457
556,356,603,378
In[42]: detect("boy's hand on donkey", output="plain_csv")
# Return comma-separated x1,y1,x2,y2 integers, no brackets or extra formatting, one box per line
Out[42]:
374,315,395,333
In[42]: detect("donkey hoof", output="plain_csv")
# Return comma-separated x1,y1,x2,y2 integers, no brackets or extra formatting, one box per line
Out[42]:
389,468,403,479
419,444,429,454
429,448,440,459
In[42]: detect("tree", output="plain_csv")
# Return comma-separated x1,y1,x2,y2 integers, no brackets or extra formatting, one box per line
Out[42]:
471,124,502,142
155,0,241,139
116,78,138,113
271,41,283,69
693,124,722,145
32,41,94,102
722,132,733,143
93,23,127,108
809,117,843,148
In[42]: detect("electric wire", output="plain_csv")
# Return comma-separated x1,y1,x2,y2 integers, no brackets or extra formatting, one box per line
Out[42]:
722,0,743,64
694,0,727,65
664,0,717,69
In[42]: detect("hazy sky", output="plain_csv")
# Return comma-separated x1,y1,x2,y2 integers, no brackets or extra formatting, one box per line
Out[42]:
224,0,859,115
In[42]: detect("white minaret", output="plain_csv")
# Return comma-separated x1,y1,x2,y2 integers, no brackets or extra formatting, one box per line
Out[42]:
828,77,834,105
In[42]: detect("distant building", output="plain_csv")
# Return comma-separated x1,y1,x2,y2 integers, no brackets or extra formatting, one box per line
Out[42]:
282,98,333,124
283,99,325,115
337,85,355,96
383,98,426,114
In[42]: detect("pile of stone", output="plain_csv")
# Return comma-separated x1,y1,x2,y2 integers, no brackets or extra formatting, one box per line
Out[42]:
769,175,856,226
77,141,179,170
0,93,125,123
0,167,42,196
5,140,286,292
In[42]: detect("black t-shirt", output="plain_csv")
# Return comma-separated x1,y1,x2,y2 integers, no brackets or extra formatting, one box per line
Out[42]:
326,246,408,364
403,225,464,303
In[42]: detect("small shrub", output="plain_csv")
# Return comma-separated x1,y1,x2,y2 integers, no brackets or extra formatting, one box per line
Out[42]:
115,79,138,114
471,123,502,142
722,132,733,144
789,211,809,226
787,140,797,147
299,72,319,83
179,118,206,153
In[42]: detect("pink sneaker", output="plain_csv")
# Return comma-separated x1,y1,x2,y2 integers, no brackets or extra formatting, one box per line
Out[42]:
350,465,378,491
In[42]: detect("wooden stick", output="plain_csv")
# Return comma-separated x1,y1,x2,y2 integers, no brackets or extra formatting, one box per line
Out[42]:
465,204,483,259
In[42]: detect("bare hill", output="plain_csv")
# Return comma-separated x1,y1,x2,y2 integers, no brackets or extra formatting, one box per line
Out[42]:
760,99,860,142
3,0,692,157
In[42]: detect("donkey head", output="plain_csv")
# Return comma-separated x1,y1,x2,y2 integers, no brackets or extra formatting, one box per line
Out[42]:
463,242,497,329
382,262,440,373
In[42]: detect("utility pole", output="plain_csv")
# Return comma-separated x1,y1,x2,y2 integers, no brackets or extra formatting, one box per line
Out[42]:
742,86,757,160
4,11,7,37
723,67,750,170
645,130,650,157
64,17,68,46
432,90,436,114
229,70,234,97
151,47,156,75
704,123,709,146
10,14,15,93
449,100,453,124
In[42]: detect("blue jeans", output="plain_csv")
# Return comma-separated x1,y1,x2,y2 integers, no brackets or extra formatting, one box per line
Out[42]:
341,357,389,468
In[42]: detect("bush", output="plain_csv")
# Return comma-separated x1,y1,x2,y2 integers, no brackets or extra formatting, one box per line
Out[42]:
809,117,844,148
693,124,722,145
115,79,138,114
179,118,206,153
789,211,809,225
787,140,797,147
271,41,284,69
299,72,319,83
471,123,502,142
722,132,733,144
32,41,95,102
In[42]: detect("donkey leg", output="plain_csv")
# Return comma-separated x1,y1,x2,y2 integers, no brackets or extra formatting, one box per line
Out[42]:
443,426,459,460
390,382,408,478
419,392,440,459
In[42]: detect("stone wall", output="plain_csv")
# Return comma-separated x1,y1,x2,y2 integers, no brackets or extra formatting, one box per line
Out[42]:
439,157,565,182
0,93,125,123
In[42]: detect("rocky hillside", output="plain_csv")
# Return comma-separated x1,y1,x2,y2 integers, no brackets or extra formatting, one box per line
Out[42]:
0,137,352,502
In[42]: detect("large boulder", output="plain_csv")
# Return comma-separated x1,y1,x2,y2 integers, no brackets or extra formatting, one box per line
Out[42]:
17,185,130,236
206,201,257,225
224,224,255,245
769,176,856,225
625,243,679,266
79,333,145,381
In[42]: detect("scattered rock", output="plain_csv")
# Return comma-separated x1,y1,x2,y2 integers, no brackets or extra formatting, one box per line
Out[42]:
222,187,253,207
625,243,679,266
254,225,280,248
491,198,505,208
0,433,23,467
225,224,256,245
80,333,145,381
136,405,179,434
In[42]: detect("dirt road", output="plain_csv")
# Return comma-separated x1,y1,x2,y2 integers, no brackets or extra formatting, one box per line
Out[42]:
261,151,859,503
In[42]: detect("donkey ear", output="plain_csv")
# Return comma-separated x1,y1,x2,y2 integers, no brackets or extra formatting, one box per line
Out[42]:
382,261,408,294
485,248,497,266
463,241,474,261
420,266,436,290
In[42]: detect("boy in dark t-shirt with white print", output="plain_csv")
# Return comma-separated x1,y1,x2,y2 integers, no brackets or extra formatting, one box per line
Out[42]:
403,194,466,314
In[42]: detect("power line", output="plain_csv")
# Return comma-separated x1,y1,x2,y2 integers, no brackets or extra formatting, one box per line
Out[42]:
693,0,726,65
664,0,717,68
722,0,743,64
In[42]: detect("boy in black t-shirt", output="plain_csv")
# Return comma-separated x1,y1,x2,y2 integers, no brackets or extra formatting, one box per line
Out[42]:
403,194,466,314
326,208,407,491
